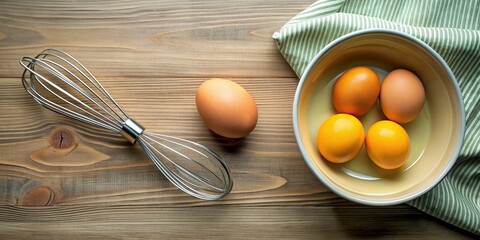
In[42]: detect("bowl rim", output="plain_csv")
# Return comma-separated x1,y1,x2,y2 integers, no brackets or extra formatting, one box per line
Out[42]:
292,28,466,206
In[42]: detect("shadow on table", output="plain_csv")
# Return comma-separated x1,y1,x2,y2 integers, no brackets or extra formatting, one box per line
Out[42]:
331,204,476,238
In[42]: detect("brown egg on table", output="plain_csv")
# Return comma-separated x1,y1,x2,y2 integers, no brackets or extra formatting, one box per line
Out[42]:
332,66,380,116
196,78,258,138
380,69,425,123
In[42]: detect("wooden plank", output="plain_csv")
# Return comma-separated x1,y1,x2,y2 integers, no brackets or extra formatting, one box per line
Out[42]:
0,205,474,239
0,0,310,78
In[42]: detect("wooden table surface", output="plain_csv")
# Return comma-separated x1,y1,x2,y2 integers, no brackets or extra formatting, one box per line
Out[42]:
0,0,476,239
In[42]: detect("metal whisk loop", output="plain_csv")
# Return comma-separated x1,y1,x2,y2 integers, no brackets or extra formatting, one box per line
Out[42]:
20,49,233,200
138,132,232,200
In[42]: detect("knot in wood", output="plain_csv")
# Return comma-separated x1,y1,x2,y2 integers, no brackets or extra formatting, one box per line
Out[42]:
49,127,78,150
22,186,54,206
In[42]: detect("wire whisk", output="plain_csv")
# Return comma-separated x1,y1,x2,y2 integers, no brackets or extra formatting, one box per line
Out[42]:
20,49,233,200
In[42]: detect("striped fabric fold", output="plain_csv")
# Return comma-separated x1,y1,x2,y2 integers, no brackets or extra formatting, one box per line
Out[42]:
274,0,479,234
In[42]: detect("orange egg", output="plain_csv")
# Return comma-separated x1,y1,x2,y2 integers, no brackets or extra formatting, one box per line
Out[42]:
380,69,425,123
333,67,380,116
366,120,410,170
317,114,364,163
196,78,258,138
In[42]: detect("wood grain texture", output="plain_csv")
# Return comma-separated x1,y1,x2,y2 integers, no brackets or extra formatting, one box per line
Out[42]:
0,205,474,239
0,0,475,239
0,0,301,78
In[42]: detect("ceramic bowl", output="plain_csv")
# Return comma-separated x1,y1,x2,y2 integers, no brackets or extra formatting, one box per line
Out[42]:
293,29,465,205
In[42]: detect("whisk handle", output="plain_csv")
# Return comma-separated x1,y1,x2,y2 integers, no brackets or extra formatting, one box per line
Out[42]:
120,119,145,144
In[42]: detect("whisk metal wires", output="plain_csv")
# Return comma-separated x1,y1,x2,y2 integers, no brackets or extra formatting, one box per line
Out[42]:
20,49,233,200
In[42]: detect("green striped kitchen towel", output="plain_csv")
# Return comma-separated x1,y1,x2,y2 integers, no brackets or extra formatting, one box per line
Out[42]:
273,0,479,234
